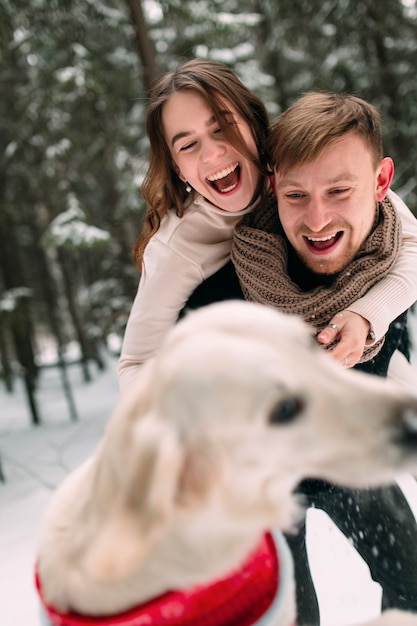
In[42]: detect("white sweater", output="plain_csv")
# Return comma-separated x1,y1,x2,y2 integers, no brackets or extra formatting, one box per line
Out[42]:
118,189,417,391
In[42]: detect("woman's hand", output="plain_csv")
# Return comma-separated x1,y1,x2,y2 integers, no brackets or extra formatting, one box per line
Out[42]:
317,311,372,368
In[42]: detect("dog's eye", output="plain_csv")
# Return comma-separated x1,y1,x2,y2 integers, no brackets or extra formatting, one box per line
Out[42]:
269,396,304,424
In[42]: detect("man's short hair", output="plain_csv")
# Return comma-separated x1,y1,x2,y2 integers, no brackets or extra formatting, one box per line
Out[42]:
267,92,383,174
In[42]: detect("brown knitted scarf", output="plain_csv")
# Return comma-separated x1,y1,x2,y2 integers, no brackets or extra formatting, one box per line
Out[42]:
232,193,401,362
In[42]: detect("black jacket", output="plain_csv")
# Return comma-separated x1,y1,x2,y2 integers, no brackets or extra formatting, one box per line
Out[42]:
180,259,410,379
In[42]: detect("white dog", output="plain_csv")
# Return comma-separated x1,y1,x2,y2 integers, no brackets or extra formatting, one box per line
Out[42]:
36,301,417,626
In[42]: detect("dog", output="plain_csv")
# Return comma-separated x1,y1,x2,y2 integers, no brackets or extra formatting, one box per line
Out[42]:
36,301,417,626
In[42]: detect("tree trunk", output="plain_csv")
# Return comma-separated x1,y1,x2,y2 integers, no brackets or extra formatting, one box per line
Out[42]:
124,0,159,93
0,212,41,424
13,297,41,425
30,219,79,423
0,313,14,393
57,247,93,382
0,453,5,482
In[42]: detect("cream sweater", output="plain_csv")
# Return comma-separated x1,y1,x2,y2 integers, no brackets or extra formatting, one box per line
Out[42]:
118,189,417,391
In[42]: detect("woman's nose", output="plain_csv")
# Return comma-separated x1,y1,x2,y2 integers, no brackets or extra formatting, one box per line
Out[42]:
200,137,227,163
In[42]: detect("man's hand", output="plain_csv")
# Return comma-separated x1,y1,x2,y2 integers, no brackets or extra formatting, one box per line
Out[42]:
317,310,371,367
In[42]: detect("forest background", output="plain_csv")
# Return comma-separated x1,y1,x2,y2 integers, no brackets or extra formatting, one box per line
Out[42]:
1,0,417,427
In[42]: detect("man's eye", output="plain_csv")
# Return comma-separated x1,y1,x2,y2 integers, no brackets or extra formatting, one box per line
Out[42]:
287,192,304,199
331,187,349,195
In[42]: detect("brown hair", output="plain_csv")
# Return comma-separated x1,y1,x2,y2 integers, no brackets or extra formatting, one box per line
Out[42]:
266,92,383,175
134,59,270,269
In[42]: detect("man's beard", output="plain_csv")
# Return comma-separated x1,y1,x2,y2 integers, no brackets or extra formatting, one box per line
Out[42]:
287,245,342,290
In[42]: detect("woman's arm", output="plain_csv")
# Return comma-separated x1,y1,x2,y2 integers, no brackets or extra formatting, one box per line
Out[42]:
117,197,251,391
347,189,417,339
117,239,203,391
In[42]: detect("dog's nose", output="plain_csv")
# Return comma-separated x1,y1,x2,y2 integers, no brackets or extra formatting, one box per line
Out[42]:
400,400,417,444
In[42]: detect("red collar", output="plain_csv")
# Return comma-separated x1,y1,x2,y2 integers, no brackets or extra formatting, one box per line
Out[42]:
36,532,288,626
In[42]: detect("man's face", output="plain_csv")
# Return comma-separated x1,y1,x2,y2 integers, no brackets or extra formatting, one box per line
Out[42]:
274,133,392,276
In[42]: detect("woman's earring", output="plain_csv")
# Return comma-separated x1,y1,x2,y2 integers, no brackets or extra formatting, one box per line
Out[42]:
185,182,192,193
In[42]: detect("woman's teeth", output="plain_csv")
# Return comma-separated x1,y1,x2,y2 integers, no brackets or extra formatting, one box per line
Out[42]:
206,163,240,193
219,180,238,193
207,163,239,182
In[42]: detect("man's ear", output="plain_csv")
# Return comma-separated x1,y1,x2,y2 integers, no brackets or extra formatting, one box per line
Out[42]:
375,157,394,201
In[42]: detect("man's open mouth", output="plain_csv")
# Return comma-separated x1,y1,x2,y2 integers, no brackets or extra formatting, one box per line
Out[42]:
304,231,343,251
206,162,240,193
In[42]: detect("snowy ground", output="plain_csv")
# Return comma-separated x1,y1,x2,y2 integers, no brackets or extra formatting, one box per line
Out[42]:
1,313,417,626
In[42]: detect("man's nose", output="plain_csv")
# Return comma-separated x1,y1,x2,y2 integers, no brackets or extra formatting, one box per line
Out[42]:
303,198,333,232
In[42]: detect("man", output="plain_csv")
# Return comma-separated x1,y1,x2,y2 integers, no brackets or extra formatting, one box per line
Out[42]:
183,93,417,624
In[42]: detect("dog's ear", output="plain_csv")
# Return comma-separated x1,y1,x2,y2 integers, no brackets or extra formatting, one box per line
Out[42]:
83,410,222,583
83,414,184,582
126,415,222,510
176,437,222,507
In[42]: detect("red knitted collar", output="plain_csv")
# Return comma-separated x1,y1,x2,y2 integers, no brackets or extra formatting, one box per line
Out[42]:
36,532,282,626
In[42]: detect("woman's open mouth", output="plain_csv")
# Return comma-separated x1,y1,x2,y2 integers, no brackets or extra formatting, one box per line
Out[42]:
304,231,343,253
206,162,241,193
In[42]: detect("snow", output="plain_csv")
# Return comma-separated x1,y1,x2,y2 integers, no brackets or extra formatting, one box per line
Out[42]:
47,201,111,248
1,313,417,626
0,359,120,625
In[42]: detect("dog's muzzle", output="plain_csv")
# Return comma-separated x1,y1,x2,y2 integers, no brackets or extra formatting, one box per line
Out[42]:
398,401,417,445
